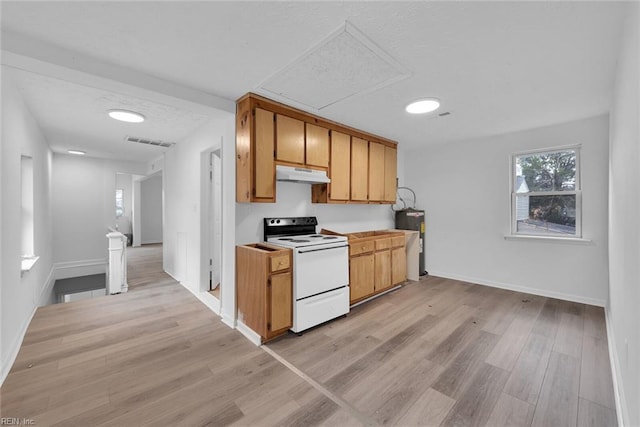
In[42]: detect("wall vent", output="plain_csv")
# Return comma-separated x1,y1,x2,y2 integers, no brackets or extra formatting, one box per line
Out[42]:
125,136,175,148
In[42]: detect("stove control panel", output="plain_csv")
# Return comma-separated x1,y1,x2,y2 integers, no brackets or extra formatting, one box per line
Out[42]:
263,216,319,242
265,217,317,226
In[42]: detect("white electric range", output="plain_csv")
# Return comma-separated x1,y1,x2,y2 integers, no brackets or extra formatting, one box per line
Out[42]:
264,217,349,333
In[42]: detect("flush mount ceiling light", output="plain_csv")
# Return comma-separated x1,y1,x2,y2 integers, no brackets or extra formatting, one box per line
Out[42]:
68,150,86,155
405,98,441,114
108,109,145,123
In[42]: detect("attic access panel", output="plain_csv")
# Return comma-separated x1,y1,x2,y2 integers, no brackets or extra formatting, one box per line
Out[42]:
258,22,410,110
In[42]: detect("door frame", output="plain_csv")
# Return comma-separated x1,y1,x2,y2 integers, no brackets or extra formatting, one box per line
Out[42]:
200,142,223,313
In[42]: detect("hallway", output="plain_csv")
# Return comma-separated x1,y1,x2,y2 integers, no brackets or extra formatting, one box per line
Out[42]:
1,245,349,426
127,244,166,289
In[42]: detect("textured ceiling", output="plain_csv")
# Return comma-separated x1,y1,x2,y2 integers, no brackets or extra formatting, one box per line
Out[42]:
259,22,410,110
6,69,212,161
0,1,628,160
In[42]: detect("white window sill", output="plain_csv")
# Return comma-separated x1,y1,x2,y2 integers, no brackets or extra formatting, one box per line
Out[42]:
504,235,592,245
21,256,40,276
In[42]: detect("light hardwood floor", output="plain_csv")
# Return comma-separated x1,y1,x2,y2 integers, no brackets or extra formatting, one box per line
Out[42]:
1,245,617,426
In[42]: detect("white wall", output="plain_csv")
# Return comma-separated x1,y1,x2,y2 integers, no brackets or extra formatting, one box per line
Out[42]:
235,183,397,244
236,143,407,244
163,114,236,324
608,3,639,425
52,154,146,278
405,115,610,305
140,174,163,244
1,72,54,383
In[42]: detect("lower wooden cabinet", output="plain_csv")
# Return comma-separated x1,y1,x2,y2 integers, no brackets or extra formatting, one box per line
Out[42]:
390,234,407,285
349,254,374,302
345,231,406,304
374,249,392,291
236,243,292,342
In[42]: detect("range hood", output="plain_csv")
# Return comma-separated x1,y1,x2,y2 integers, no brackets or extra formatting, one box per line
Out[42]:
276,165,330,184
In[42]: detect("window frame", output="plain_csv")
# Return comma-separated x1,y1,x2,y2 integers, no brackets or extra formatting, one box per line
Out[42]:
510,144,582,239
115,188,124,218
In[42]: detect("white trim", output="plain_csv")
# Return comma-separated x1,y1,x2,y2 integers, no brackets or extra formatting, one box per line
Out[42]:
504,235,593,245
192,290,221,316
428,271,606,307
165,269,225,319
0,307,36,386
235,320,262,346
605,307,629,427
510,146,582,238
21,255,39,274
38,265,56,306
511,143,582,157
54,258,107,280
140,240,163,245
220,310,235,329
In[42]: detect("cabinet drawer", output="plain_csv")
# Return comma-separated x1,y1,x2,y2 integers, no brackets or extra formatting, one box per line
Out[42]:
375,238,392,251
270,254,290,272
350,240,375,256
391,235,405,248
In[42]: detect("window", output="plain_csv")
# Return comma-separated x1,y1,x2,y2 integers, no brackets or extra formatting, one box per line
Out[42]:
115,188,124,218
511,146,581,238
21,155,38,273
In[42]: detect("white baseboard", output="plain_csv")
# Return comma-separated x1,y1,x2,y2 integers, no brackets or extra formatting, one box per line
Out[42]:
54,259,106,280
38,265,56,306
428,270,607,307
141,240,163,245
235,320,262,346
605,307,629,427
191,289,221,316
167,271,225,319
0,306,36,386
221,310,235,329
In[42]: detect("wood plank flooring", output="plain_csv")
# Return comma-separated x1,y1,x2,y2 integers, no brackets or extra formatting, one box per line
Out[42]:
267,276,618,427
1,245,617,426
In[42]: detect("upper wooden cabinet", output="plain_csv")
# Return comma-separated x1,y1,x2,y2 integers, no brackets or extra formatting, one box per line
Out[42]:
305,124,329,167
236,93,398,204
368,142,386,202
351,137,369,201
276,114,304,164
236,102,275,202
255,108,275,200
328,131,350,200
384,145,398,203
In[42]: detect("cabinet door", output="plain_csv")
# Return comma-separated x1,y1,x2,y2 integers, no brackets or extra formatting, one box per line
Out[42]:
269,272,292,332
306,123,329,167
374,250,392,291
384,146,397,203
351,137,369,201
368,142,385,201
349,254,374,303
391,247,406,285
330,131,351,200
255,108,275,199
276,115,304,164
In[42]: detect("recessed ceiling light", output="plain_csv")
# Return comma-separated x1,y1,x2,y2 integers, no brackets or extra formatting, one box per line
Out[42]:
405,99,441,114
108,109,145,123
68,150,86,155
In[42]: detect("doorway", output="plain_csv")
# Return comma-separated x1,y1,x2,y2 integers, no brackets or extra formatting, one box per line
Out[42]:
201,146,223,309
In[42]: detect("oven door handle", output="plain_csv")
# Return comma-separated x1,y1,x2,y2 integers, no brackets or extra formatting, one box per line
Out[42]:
297,244,348,254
